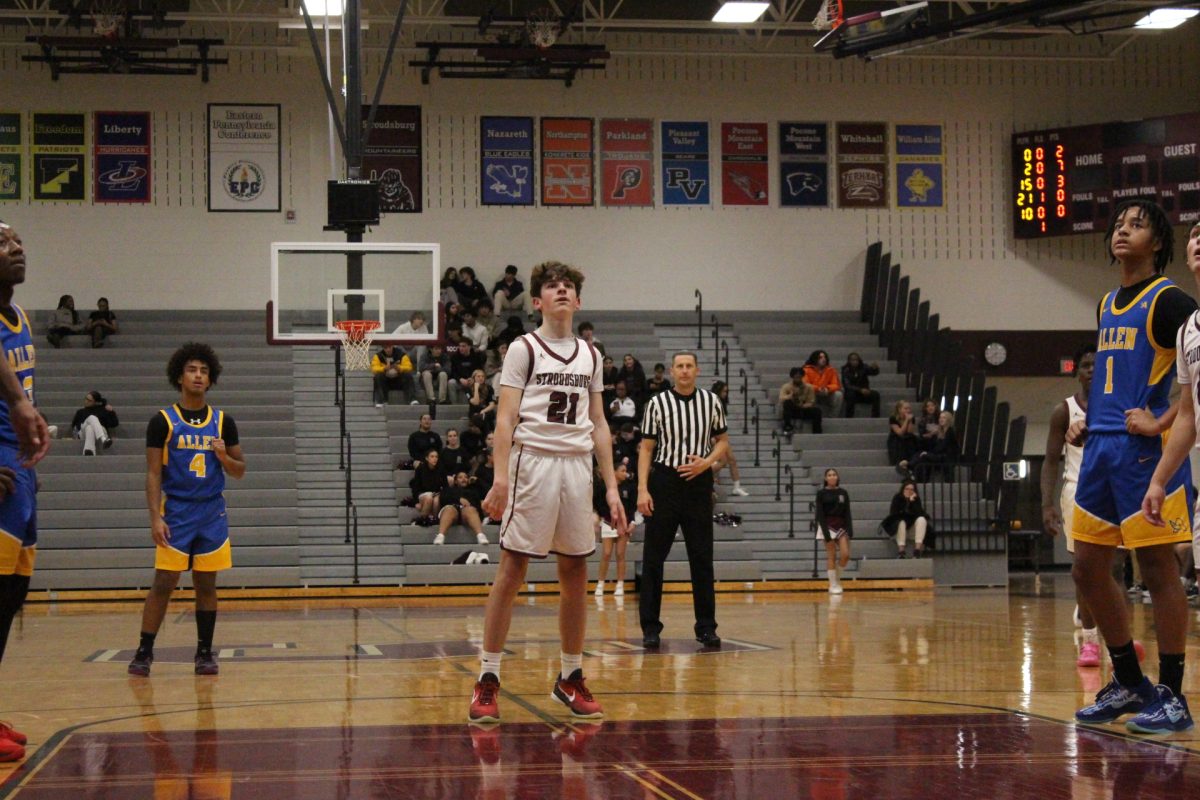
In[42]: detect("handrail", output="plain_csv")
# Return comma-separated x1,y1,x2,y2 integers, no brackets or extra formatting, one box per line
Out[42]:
720,339,730,388
750,398,760,467
709,315,722,372
694,289,703,349
344,431,353,544
770,430,782,502
737,367,749,435
784,464,795,540
807,499,819,577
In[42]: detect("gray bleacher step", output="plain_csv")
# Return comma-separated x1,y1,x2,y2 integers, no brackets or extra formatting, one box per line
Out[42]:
45,436,295,456
41,406,295,424
39,527,298,549
37,546,299,570
38,375,296,392
38,488,299,510
37,361,295,376
299,565,406,581
30,566,303,590
39,454,298,473
301,544,403,559
41,507,297,528
40,471,297,492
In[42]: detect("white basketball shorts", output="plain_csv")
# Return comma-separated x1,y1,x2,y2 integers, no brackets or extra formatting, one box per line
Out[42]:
1061,481,1076,555
499,445,595,558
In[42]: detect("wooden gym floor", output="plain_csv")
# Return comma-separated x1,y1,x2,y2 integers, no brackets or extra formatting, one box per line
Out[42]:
1,574,1199,798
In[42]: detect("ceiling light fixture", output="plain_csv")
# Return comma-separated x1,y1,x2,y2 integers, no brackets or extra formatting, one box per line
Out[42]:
713,2,769,24
1134,8,1198,29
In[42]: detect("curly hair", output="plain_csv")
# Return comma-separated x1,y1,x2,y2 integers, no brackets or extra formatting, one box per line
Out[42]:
530,260,586,297
167,342,222,390
1106,199,1174,274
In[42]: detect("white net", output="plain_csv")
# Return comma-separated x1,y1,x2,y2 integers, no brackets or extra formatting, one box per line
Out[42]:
812,0,843,30
91,0,124,38
527,9,558,48
335,322,379,371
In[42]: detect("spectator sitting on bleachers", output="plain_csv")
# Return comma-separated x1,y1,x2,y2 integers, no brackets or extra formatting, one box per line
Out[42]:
577,320,606,357
475,298,502,346
803,349,844,416
779,367,822,436
407,413,443,463
887,400,920,470
917,398,941,445
85,297,118,349
450,341,486,403
841,352,880,418
487,342,507,394
712,380,749,496
492,265,526,315
440,428,468,476
601,355,618,408
460,415,487,460
612,422,640,477
408,448,446,526
371,344,416,407
71,390,118,455
461,309,489,351
883,479,932,558
419,345,450,405
454,266,488,311
616,354,648,409
47,294,84,348
495,316,526,350
593,462,636,598
607,381,637,428
391,310,429,368
434,471,489,546
444,302,464,338
471,448,495,512
910,410,959,481
467,369,497,431
647,362,671,396
440,267,459,306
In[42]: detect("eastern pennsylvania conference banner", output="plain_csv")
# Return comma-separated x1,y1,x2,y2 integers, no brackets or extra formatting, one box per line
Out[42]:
541,117,593,206
599,119,653,207
661,121,709,206
836,122,888,209
0,113,21,202
721,123,768,206
207,103,280,212
779,122,829,208
31,112,86,202
480,116,534,206
94,111,151,204
895,123,944,209
362,105,421,213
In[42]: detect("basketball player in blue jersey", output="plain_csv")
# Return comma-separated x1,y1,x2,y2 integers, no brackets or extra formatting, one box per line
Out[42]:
1071,200,1198,733
128,343,245,677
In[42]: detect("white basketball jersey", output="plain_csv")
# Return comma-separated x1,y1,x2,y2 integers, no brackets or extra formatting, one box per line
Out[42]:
1063,395,1086,484
501,332,602,455
1176,311,1200,397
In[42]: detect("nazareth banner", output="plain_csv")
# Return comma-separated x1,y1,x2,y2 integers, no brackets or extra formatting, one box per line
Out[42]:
836,122,888,208
31,112,86,202
599,118,653,207
661,121,709,206
541,117,593,206
0,113,21,202
779,122,829,208
895,123,944,209
207,103,280,212
481,116,534,206
94,111,151,204
363,105,421,213
721,122,768,206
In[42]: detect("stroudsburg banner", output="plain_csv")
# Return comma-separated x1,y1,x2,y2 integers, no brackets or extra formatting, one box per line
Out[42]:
363,105,421,214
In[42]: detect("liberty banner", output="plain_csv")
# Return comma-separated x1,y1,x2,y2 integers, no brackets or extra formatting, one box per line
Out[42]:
541,117,593,206
661,122,709,206
94,111,151,203
481,116,534,206
207,103,280,212
32,112,86,202
599,119,653,207
362,105,421,213
0,113,21,202
778,122,829,208
895,123,944,209
721,123,768,206
836,122,888,208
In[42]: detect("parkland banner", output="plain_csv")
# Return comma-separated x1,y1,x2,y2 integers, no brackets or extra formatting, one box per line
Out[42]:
895,123,944,209
541,117,594,206
836,122,888,208
31,113,86,202
481,116,534,206
207,103,280,212
661,121,709,206
599,118,653,207
778,122,829,208
363,105,421,213
0,113,21,202
721,123,769,206
94,111,151,203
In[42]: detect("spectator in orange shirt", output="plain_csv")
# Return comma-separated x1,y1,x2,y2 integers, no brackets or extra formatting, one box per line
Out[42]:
803,350,843,416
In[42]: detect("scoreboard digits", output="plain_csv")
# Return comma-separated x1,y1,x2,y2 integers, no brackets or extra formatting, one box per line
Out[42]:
1015,138,1069,237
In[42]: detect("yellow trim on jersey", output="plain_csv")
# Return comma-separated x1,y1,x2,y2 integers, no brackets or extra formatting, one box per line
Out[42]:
0,303,25,335
159,410,172,466
0,534,33,577
193,539,232,572
16,546,34,577
174,404,214,428
217,410,225,439
154,544,191,573
1072,484,1191,549
1110,276,1168,316
1070,503,1121,545
1149,348,1175,386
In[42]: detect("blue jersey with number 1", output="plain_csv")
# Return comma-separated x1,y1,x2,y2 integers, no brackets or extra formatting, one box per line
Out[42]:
0,305,35,451
160,404,226,501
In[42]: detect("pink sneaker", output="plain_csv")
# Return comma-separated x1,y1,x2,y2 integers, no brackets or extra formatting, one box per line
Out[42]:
1076,641,1101,668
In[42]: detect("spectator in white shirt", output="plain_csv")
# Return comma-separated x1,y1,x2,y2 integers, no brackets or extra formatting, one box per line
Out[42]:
608,381,637,428
461,310,489,351
392,310,430,369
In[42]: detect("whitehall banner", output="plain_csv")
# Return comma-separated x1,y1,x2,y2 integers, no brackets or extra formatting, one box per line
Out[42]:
31,112,86,202
0,113,21,202
207,103,280,212
541,117,594,206
661,121,709,206
836,122,888,208
363,105,421,213
779,122,829,208
599,118,653,207
721,122,769,206
480,116,534,206
94,111,151,203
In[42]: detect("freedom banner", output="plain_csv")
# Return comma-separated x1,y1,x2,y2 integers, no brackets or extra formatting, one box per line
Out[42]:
895,123,944,209
31,112,86,202
363,105,421,213
661,121,709,206
599,118,653,207
481,116,534,206
836,122,888,209
541,117,593,206
779,122,829,208
721,123,768,206
0,113,21,202
207,103,280,212
94,111,151,203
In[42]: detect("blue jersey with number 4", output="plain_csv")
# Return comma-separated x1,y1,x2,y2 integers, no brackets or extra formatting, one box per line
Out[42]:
160,404,226,501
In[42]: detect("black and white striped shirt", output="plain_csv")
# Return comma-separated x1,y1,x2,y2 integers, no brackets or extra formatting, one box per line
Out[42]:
641,388,727,468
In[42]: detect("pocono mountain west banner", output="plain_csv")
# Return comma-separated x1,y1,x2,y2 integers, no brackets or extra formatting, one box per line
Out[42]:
836,122,888,209
721,123,769,206
362,105,421,213
207,103,280,212
895,123,944,209
599,118,653,207
661,121,709,206
31,112,86,202
480,116,534,206
0,113,21,202
541,117,594,206
778,122,829,208
94,111,151,203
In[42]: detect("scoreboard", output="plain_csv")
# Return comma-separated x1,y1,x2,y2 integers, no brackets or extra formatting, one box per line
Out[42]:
1012,112,1200,239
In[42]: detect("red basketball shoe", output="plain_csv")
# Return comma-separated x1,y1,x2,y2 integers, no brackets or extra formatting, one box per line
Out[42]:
469,673,501,724
0,737,24,762
0,721,26,746
552,670,603,719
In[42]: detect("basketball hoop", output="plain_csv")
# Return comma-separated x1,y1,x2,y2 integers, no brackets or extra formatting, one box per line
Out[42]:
333,320,381,371
91,0,125,38
527,9,558,48
812,0,844,31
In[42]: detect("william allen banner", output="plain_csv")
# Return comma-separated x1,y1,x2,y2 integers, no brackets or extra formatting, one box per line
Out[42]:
661,121,709,206
721,122,768,206
836,122,888,208
541,117,593,206
599,119,653,207
0,113,21,202
363,105,421,213
481,116,534,206
779,122,829,208
207,103,280,212
32,112,86,202
94,111,151,204
895,123,944,209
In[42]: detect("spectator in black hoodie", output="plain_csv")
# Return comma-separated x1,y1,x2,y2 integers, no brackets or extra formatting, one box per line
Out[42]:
72,390,119,455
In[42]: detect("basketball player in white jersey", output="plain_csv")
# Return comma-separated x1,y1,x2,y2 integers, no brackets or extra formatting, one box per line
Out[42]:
1041,346,1098,666
469,260,628,724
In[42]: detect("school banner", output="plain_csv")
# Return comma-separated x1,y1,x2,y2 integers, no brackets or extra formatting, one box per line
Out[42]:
480,116,534,206
661,121,709,206
31,112,86,202
895,123,944,209
541,117,594,206
778,122,829,208
363,105,421,213
721,122,768,206
0,113,21,202
599,118,653,207
836,122,888,208
94,111,151,203
207,103,280,212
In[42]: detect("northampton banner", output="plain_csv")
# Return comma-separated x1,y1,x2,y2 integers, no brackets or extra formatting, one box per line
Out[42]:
363,105,421,213
207,103,280,212
481,116,534,206
895,123,944,209
661,121,709,206
32,112,86,202
541,117,593,206
599,118,653,207
94,111,151,203
721,122,768,206
836,122,888,209
0,113,21,202
779,122,829,208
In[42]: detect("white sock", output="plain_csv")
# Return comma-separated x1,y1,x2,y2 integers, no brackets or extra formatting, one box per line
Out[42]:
733,481,742,490
1081,627,1099,644
480,651,503,681
560,652,583,680
827,569,839,584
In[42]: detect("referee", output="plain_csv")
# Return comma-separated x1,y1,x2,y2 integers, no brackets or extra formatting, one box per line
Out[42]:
637,351,730,649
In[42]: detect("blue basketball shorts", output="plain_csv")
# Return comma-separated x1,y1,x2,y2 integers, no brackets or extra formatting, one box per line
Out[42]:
0,448,36,577
155,494,231,572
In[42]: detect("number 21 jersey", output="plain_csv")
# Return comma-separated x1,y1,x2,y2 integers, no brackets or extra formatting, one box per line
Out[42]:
500,333,602,456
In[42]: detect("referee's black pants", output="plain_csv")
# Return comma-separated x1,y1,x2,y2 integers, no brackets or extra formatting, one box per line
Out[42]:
640,464,717,638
